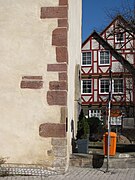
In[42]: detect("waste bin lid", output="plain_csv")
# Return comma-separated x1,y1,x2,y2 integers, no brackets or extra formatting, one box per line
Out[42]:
104,132,117,137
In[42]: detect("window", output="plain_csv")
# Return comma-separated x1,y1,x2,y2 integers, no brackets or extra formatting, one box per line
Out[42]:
100,79,109,93
99,79,124,94
116,32,124,42
114,79,123,93
111,116,122,125
99,51,110,65
82,52,92,65
89,110,103,121
81,80,92,94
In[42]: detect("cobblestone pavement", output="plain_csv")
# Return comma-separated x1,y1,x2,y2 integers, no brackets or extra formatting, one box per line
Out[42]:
0,167,135,180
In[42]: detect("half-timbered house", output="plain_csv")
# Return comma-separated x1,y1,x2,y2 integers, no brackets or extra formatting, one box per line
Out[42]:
81,15,135,128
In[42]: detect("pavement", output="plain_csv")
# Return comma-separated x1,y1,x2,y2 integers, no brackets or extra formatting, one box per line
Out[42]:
0,148,135,180
0,167,135,180
70,152,135,169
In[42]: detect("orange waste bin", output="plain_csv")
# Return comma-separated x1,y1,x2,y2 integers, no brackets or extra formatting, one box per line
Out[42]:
103,132,116,156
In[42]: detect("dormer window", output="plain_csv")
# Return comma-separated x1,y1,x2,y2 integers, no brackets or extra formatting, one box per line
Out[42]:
116,32,124,42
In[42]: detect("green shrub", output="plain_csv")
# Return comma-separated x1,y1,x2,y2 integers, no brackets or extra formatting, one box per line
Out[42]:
76,110,89,139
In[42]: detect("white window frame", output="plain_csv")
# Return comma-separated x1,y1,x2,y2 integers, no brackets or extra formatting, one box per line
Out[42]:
115,32,124,43
113,79,124,94
81,79,92,94
111,116,122,126
99,50,110,65
82,51,92,66
99,79,110,94
99,78,124,94
89,109,103,121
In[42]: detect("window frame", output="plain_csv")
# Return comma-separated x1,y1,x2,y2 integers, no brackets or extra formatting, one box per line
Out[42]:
89,109,103,121
81,79,92,94
115,32,124,43
113,78,124,94
99,79,110,94
99,78,124,94
99,50,110,65
82,51,92,66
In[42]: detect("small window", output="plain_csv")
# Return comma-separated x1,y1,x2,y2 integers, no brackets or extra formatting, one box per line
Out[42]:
111,116,122,125
89,109,103,121
116,32,124,42
99,51,110,65
82,52,92,65
100,79,109,93
114,79,123,93
81,80,92,94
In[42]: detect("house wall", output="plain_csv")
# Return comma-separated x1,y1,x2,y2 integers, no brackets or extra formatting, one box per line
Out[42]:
82,38,133,105
67,0,82,145
0,0,82,174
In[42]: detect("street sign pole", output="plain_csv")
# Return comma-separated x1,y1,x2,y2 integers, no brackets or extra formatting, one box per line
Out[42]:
106,68,112,172
106,100,111,172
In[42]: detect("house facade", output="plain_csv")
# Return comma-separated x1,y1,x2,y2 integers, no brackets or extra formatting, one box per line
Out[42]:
81,16,135,128
0,0,82,175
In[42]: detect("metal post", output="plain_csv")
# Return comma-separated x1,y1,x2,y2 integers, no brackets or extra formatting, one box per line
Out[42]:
106,101,111,172
106,68,112,172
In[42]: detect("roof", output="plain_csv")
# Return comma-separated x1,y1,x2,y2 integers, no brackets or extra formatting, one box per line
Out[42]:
82,15,135,47
82,30,135,79
82,15,135,80
100,15,135,36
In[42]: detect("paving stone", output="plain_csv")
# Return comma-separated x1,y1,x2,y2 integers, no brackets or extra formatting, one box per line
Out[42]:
0,167,135,180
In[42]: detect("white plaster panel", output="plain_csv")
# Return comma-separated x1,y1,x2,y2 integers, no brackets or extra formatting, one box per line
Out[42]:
82,41,90,50
100,67,108,73
126,54,134,64
92,39,99,49
94,51,97,61
82,67,91,74
94,79,97,89
82,96,91,102
112,62,124,72
107,39,114,46
94,91,97,102
112,54,116,61
105,25,114,37
126,41,133,49
94,62,97,73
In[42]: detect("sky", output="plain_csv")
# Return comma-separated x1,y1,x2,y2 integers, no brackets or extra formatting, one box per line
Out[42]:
82,0,135,42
